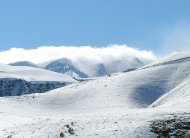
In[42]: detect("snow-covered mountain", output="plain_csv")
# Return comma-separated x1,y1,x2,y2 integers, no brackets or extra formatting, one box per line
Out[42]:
40,57,143,78
41,58,88,78
0,64,76,82
104,57,144,74
0,51,190,137
9,57,146,78
91,63,108,76
0,64,76,96
40,57,145,78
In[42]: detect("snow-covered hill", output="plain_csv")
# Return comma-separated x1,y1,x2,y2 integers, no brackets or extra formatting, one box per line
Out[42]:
9,61,39,68
0,64,76,96
150,76,190,109
0,64,75,82
0,51,190,137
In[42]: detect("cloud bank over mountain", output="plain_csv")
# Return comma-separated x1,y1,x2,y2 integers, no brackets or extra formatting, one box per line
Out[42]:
0,45,156,65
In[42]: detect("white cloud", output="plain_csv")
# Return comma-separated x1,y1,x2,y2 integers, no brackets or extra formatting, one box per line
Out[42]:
0,45,157,76
0,45,156,65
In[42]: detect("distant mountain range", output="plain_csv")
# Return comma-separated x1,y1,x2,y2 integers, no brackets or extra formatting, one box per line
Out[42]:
9,57,145,78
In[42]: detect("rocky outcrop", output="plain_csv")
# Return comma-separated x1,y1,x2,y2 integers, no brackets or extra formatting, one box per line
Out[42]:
151,116,190,137
0,78,67,96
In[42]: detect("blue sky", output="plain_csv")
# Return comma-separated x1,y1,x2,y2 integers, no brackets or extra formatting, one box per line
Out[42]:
0,0,190,53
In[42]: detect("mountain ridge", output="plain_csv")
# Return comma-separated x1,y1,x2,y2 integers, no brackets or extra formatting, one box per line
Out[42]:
9,56,146,78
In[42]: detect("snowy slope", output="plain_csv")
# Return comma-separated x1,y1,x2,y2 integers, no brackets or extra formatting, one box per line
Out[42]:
0,51,190,137
0,64,77,96
157,51,190,64
0,64,76,82
4,54,190,113
142,51,190,69
150,76,190,109
9,61,39,68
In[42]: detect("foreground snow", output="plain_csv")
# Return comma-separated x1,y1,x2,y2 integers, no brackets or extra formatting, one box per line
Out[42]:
0,52,190,137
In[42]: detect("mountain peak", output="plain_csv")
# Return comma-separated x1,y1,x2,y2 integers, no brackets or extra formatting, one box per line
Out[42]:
44,58,88,78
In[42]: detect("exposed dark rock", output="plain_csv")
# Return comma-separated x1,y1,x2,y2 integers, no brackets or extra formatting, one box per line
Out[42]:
68,127,74,135
60,132,65,137
0,78,67,96
151,117,190,137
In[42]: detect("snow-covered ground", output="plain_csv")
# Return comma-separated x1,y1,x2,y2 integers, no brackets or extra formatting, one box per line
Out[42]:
0,52,190,137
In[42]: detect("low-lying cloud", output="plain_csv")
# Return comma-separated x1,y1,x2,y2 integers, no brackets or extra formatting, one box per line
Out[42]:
0,45,156,65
